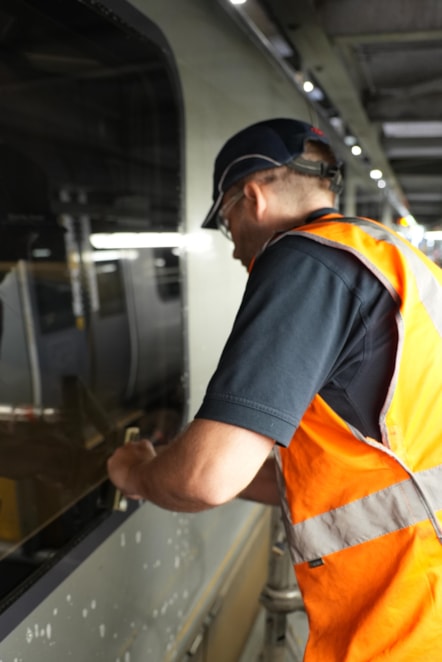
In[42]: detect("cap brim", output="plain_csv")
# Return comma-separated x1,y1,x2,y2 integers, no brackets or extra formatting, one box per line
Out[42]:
201,190,223,229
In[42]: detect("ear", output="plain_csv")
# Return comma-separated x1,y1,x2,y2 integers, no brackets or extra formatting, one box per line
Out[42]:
243,180,268,220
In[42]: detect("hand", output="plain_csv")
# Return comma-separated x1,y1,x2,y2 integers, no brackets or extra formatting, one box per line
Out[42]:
107,439,156,500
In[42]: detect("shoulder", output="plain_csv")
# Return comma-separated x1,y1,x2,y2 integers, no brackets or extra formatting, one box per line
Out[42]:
260,232,361,272
249,232,384,301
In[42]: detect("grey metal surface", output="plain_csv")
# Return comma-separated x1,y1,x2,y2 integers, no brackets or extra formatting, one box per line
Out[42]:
0,500,265,661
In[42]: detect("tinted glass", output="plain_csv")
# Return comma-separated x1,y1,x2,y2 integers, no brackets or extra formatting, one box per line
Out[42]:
0,0,184,607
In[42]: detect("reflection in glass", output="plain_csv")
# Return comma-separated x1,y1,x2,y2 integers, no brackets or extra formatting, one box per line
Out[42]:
0,0,184,606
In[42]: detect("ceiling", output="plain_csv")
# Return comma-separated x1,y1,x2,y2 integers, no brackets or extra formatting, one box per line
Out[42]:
223,0,442,230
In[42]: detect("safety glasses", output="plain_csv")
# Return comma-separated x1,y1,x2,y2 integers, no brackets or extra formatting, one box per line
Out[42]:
216,190,244,240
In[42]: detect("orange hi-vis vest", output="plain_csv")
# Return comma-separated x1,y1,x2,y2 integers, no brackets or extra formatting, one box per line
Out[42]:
272,215,442,661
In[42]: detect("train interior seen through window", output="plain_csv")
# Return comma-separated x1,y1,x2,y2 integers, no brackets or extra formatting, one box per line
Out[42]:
0,0,185,607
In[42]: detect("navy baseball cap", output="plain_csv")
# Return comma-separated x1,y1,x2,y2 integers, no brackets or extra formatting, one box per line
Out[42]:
202,117,340,229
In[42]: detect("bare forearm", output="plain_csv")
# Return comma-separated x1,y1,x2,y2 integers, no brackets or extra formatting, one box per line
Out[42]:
107,419,276,513
128,446,216,512
239,456,280,506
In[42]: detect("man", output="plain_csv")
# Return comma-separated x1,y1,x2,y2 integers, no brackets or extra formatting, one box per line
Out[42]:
108,118,442,661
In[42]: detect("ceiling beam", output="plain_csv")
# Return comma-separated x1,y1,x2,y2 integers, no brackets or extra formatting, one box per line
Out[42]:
314,0,442,37
383,137,442,158
335,31,442,45
367,93,442,122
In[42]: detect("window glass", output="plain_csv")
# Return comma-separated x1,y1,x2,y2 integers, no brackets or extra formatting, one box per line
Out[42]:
0,0,184,607
95,260,126,318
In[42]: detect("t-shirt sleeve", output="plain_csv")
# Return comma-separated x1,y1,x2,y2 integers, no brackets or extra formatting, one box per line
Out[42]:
195,235,367,445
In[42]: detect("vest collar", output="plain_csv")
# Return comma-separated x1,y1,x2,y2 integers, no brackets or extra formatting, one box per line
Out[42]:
304,207,341,223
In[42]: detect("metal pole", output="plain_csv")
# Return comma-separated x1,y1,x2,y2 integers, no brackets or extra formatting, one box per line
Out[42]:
259,508,305,662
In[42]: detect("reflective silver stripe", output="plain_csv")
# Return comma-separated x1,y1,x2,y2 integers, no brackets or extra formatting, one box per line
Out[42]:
351,429,442,541
283,464,442,565
354,219,442,335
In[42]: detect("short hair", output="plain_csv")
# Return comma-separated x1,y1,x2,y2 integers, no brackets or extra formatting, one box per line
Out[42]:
303,139,337,166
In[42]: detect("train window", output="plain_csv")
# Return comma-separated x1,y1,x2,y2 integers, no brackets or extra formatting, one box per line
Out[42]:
95,260,126,317
32,229,77,333
154,248,182,301
0,0,185,608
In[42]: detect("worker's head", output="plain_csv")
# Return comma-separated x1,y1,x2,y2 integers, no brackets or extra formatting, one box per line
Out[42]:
202,118,343,267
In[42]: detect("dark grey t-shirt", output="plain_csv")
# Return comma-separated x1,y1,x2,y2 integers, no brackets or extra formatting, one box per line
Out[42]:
196,231,398,446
